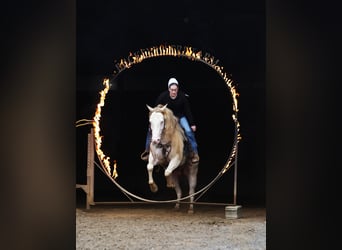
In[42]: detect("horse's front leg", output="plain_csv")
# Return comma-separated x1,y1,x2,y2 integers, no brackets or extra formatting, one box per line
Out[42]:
147,155,158,193
164,157,181,188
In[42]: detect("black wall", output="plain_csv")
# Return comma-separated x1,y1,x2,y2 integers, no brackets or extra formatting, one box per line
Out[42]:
76,0,265,206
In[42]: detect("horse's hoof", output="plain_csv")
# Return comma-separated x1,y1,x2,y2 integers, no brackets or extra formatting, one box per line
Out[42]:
165,176,174,188
187,209,194,214
149,183,158,193
167,183,175,188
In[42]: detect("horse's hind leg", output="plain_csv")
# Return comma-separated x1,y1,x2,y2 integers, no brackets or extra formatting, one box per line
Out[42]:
187,162,199,214
172,174,182,211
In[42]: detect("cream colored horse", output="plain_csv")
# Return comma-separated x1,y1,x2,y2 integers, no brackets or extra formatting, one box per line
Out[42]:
146,104,198,213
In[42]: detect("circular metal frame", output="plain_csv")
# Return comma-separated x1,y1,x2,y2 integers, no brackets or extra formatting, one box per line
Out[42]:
92,44,241,203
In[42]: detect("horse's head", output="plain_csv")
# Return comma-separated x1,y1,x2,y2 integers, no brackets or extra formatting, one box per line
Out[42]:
147,104,167,145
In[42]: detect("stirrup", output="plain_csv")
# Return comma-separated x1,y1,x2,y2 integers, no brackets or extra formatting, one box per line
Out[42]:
140,151,149,161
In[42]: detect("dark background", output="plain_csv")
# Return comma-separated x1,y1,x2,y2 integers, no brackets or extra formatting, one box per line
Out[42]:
76,0,265,207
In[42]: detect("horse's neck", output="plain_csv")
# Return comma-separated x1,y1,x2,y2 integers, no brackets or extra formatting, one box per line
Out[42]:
161,126,173,144
162,116,184,143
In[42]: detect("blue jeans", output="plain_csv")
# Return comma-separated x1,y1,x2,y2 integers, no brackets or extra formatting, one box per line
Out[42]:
145,116,198,154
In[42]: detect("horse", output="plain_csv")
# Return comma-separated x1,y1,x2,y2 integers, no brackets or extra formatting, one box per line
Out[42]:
145,104,199,213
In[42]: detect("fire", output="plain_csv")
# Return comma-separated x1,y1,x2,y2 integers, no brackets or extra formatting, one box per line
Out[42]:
92,78,118,178
113,44,239,114
93,44,241,178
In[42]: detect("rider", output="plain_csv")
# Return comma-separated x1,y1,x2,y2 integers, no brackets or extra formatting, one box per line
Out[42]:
140,77,199,163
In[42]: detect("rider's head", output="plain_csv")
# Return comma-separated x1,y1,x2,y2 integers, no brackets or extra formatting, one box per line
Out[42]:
168,78,179,99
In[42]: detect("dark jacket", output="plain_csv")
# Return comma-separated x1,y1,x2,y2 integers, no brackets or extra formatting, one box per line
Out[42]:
155,90,195,126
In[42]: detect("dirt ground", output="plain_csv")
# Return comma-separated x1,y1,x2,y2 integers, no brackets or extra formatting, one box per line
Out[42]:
76,203,266,250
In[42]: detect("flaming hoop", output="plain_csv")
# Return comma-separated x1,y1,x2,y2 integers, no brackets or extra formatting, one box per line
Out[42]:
92,44,241,179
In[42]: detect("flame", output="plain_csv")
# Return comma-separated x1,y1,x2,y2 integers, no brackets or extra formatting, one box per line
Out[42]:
94,44,241,178
113,44,239,113
92,78,118,177
112,160,118,179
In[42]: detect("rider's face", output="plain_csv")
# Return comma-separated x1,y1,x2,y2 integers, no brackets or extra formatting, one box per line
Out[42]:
169,84,178,99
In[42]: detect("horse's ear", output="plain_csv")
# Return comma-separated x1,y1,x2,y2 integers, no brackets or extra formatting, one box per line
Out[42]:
160,104,168,111
146,104,153,112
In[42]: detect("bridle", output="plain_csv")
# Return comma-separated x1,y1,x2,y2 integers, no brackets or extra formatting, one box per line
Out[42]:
150,111,171,158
